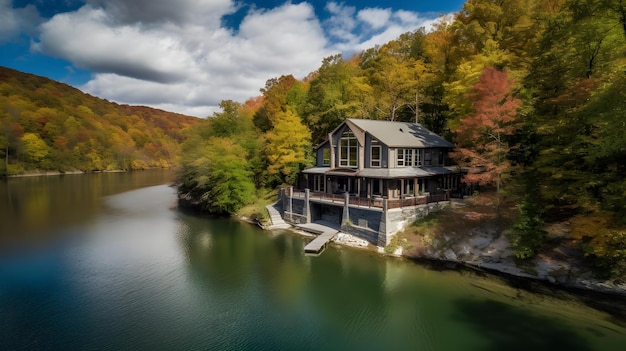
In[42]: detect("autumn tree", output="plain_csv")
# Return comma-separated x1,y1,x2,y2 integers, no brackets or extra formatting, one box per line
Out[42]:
253,75,301,132
0,66,199,174
21,133,50,165
452,67,521,193
360,41,421,121
264,109,312,187
303,54,358,143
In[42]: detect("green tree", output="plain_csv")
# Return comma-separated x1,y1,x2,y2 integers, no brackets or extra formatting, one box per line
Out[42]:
303,54,358,144
178,136,256,214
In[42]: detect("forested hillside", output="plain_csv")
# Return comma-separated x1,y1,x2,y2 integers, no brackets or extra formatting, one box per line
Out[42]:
0,66,200,175
179,0,626,277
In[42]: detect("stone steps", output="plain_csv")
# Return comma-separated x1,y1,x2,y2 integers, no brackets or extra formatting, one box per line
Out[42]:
264,203,291,229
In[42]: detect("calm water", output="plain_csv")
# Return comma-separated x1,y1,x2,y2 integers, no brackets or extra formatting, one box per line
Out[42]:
1,170,625,351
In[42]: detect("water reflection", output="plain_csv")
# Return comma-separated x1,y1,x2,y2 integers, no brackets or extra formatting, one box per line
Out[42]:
453,299,593,351
0,170,175,248
1,173,625,351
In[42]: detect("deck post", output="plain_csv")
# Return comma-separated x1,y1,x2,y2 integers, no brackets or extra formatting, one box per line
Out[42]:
378,198,389,246
305,188,311,224
288,186,293,222
341,191,350,227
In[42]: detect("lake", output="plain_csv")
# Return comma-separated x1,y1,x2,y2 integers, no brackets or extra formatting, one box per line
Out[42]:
1,170,625,350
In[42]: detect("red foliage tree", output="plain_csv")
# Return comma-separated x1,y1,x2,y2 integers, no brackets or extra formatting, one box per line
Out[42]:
452,67,521,192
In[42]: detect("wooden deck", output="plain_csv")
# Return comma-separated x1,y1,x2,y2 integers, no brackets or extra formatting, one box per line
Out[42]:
297,222,340,255
289,189,450,209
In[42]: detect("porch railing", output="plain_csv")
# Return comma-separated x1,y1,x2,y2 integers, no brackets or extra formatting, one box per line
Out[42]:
288,189,449,209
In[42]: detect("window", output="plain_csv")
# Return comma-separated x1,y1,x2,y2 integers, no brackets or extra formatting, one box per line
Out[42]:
339,130,358,167
398,149,422,167
372,179,382,196
415,149,422,166
405,179,415,196
424,149,432,165
313,175,325,192
397,149,405,167
371,139,381,167
322,148,330,166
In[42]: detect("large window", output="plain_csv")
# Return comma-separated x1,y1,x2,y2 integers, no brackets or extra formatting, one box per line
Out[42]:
397,149,423,167
322,148,330,166
339,130,358,167
371,139,381,167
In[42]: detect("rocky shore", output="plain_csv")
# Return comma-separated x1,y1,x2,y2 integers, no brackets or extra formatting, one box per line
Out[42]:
370,223,626,296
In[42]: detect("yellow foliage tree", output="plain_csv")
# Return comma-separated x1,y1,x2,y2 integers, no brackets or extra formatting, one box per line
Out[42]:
21,133,49,164
265,110,311,186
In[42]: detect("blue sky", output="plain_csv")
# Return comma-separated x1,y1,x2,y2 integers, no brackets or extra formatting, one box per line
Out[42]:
1,0,466,116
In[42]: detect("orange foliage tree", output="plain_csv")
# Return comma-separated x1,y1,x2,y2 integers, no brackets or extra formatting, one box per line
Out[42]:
452,67,521,192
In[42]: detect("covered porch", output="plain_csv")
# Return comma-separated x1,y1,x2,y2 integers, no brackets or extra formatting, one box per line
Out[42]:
289,188,450,209
301,166,460,207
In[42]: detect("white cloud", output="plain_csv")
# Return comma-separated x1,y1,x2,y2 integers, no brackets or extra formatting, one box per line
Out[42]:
357,8,392,30
27,1,448,117
324,2,358,45
33,2,331,117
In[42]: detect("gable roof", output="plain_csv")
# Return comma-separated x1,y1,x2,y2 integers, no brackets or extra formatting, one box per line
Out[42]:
345,118,453,148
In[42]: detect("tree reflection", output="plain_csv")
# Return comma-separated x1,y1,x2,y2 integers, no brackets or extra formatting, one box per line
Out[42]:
452,299,593,351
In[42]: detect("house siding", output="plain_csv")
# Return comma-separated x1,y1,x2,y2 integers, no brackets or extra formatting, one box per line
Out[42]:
315,144,330,167
364,134,388,169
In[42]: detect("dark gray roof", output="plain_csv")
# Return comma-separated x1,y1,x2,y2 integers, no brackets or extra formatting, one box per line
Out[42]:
347,118,453,148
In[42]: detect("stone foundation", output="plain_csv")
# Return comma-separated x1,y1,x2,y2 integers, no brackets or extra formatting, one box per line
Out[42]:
279,187,449,247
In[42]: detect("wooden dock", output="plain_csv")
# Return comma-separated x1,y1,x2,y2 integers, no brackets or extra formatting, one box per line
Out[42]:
298,222,339,255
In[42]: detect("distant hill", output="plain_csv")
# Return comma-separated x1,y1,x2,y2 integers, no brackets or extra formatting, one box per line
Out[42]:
0,66,201,175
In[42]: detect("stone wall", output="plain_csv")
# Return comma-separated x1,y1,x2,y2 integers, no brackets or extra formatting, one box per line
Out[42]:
341,225,380,246
281,195,307,225
346,207,383,233
381,201,448,245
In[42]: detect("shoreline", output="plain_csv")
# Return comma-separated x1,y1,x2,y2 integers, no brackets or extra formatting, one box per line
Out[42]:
253,216,626,298
4,167,174,178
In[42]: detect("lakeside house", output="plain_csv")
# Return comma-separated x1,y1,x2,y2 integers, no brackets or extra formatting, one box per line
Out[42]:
278,118,464,247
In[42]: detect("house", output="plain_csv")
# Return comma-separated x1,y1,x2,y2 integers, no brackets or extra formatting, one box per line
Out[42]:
302,118,461,201
279,118,463,247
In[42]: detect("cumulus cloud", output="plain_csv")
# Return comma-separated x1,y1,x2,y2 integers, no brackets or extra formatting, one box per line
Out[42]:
27,0,447,117
357,8,392,30
0,0,42,42
326,3,441,54
324,2,358,45
86,0,235,27
33,1,330,117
